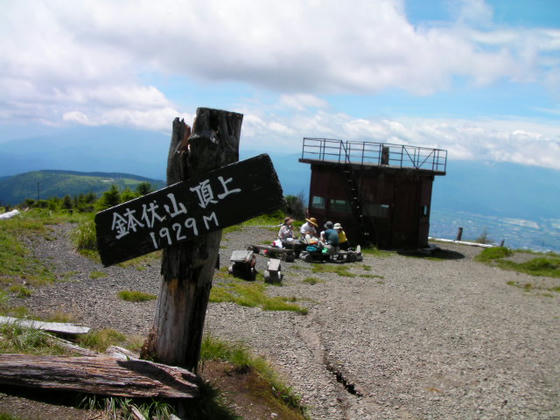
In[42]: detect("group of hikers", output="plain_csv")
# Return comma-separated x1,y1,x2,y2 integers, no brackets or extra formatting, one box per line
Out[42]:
275,215,349,255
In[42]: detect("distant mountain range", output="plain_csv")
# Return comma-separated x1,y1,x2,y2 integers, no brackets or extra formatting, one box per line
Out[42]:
1,125,559,251
0,170,164,205
0,126,170,180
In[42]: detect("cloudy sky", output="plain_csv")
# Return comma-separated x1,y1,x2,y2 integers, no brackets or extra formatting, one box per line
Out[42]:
1,0,559,169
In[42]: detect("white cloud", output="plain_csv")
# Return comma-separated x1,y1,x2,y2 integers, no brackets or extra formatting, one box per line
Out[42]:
64,107,192,131
455,0,494,26
239,108,560,170
63,111,91,125
0,0,559,172
2,0,558,102
279,94,328,111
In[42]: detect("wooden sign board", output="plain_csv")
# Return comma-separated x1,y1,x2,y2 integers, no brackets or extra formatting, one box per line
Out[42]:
95,154,284,267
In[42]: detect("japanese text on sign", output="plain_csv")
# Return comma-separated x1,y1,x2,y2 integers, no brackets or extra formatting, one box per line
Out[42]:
110,176,242,249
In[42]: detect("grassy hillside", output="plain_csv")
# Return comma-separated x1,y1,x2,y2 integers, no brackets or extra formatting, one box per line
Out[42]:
0,170,164,205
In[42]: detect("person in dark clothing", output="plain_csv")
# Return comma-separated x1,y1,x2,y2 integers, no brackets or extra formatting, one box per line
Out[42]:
321,221,339,258
324,225,339,246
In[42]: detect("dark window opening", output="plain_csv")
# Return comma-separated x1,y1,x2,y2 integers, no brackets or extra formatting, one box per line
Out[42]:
329,199,351,213
364,203,390,218
311,195,326,209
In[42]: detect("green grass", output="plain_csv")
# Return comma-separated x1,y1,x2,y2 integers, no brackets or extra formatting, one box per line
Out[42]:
0,225,55,287
506,280,560,294
60,270,80,281
8,285,32,298
222,224,243,234
80,396,176,420
0,209,87,288
89,270,106,280
77,328,129,352
72,217,163,268
476,247,560,278
71,216,97,251
311,264,355,277
0,323,67,355
0,290,9,312
303,277,324,285
0,413,26,420
238,211,286,227
118,251,162,270
0,290,30,318
222,211,298,235
200,335,308,418
474,246,513,262
210,279,308,315
362,274,385,279
117,290,157,302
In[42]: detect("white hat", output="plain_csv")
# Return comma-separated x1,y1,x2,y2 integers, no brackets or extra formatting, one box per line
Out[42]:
333,223,343,230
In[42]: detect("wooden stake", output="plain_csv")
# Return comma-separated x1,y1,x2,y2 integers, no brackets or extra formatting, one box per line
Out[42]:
141,108,242,373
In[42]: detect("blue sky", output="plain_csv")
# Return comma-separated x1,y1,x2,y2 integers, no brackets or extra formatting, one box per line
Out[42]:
1,0,559,169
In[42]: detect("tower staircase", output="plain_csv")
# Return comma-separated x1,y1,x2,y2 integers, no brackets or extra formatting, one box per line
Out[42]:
340,143,374,245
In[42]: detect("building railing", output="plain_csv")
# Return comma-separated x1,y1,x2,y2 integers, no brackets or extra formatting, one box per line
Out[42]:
300,137,447,173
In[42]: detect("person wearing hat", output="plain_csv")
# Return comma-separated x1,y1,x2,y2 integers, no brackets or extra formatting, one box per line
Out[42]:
300,217,318,241
278,216,296,243
334,222,349,250
320,221,339,257
318,221,338,259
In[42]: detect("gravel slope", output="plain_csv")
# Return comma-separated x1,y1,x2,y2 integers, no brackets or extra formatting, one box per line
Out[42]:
15,223,560,419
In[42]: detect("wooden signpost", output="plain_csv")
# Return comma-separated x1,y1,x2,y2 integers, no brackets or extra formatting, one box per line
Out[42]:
95,108,284,390
95,153,283,267
0,109,284,412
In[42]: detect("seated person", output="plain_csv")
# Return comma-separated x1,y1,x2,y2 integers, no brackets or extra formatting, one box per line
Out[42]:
334,223,349,250
276,216,296,248
322,221,339,255
300,217,318,242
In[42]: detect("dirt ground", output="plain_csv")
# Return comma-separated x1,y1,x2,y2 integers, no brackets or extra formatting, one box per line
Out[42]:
1,224,559,419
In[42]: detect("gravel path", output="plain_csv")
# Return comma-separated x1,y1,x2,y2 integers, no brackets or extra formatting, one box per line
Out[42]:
15,223,560,419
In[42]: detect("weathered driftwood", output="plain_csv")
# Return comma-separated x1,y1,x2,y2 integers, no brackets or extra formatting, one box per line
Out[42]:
0,353,198,399
142,108,243,372
106,345,139,360
0,316,90,335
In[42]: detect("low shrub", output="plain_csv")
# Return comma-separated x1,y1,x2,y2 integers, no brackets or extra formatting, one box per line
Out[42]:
0,323,66,355
9,285,31,298
72,218,97,252
77,329,127,352
475,246,512,262
210,280,307,314
118,290,157,302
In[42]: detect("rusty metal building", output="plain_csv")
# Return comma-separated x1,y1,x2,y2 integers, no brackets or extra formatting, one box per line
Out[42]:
299,138,447,249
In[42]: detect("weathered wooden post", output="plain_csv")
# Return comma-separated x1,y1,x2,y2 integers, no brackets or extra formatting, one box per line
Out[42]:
141,108,242,371
95,107,284,388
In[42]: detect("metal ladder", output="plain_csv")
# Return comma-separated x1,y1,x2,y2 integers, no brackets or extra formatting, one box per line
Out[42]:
340,142,374,245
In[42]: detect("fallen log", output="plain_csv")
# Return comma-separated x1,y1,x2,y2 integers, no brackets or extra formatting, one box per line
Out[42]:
0,316,90,335
0,353,199,399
